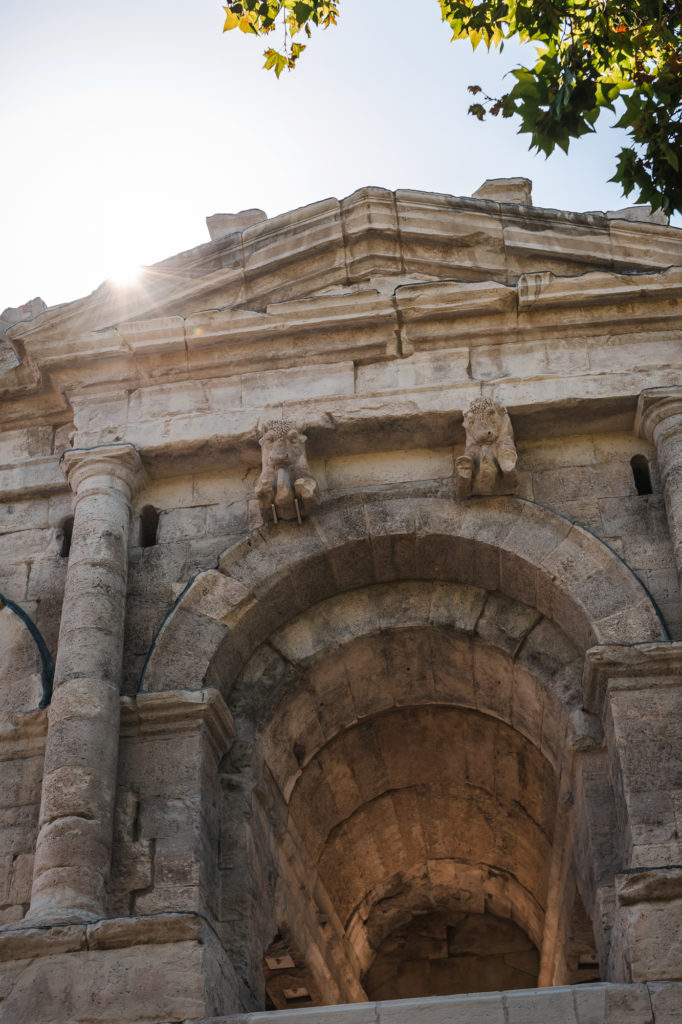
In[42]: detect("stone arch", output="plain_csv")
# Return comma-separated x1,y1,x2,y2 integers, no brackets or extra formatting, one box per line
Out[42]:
231,581,584,791
138,493,665,1006
351,859,541,969
286,705,555,937
140,493,667,698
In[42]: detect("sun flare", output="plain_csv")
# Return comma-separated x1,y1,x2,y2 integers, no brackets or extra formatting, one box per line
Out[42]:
107,261,143,288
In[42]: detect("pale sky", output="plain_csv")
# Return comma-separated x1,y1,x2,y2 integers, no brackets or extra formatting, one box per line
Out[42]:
2,0,674,312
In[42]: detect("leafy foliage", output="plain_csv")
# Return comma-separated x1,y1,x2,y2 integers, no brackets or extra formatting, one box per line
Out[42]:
222,0,682,213
223,1,338,75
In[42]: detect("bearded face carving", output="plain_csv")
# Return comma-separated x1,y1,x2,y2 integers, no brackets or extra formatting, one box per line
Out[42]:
256,420,320,522
455,398,518,499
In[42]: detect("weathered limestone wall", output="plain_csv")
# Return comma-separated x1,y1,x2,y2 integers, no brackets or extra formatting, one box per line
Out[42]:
112,690,233,926
0,912,240,1024
0,714,44,926
0,426,72,660
1,430,679,705
0,430,678,937
0,547,51,927
1,185,681,1022
119,431,679,698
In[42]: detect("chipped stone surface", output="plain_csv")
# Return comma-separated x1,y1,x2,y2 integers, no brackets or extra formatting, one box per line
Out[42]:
0,184,681,1023
473,176,533,206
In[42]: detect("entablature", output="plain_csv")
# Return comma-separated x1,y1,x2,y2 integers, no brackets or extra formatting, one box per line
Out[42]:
2,264,682,447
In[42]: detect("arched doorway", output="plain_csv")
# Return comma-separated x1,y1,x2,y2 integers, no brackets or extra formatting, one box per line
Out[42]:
140,493,666,1008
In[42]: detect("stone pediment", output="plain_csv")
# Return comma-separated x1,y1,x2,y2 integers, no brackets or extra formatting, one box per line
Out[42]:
3,184,682,458
8,185,682,346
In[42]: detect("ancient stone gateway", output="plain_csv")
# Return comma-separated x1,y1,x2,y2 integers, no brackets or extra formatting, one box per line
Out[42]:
136,493,668,1009
1,182,681,1022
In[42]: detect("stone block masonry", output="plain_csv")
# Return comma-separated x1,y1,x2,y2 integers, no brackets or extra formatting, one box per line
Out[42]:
1,181,681,1023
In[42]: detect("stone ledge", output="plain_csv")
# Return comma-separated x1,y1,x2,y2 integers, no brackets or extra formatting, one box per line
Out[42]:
0,910,216,961
121,688,235,753
187,982,665,1024
0,911,240,1024
583,642,682,715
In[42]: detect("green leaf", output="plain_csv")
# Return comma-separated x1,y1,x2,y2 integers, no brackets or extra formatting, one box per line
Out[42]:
263,47,288,75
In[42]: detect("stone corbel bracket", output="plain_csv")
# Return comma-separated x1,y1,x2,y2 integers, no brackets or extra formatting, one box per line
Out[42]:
455,398,519,499
255,419,321,525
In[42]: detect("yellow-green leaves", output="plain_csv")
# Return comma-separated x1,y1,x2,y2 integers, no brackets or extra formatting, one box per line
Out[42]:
223,0,337,78
263,40,306,75
263,48,288,75
222,5,261,34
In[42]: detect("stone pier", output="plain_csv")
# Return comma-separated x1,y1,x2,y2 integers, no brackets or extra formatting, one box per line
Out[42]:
584,644,682,985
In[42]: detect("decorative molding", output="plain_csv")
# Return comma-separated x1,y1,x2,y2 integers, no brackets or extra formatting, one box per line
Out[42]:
583,641,682,714
60,443,146,497
120,688,236,756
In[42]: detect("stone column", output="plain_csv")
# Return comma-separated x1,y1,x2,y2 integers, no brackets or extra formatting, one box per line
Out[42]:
636,386,682,595
28,444,143,921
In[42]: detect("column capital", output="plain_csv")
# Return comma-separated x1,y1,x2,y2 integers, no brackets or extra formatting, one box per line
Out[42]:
635,386,682,441
60,443,145,497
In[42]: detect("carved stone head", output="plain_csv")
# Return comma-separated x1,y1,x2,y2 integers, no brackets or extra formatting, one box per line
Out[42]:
255,419,319,522
456,397,518,499
463,398,510,446
258,420,307,470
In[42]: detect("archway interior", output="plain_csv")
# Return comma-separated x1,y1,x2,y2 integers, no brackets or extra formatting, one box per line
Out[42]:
363,910,539,1000
217,580,602,1008
287,703,553,1000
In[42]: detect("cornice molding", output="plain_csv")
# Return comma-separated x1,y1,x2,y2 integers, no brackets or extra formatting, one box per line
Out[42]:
14,267,682,390
7,184,682,347
2,266,681,443
120,687,236,757
583,641,682,714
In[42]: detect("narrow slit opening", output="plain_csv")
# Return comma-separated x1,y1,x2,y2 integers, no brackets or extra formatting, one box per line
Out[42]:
631,454,653,495
140,505,160,548
59,516,74,558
